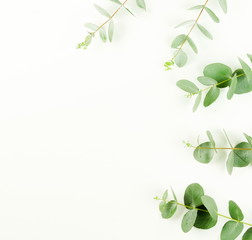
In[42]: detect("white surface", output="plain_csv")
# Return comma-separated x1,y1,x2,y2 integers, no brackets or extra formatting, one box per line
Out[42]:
0,0,252,239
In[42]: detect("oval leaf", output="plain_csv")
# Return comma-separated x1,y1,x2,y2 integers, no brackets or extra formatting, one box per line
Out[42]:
197,76,217,86
175,50,188,67
176,80,199,93
85,22,99,31
229,200,244,221
187,36,198,54
227,75,238,100
203,86,220,107
175,20,195,29
184,183,204,208
181,209,198,233
194,205,218,229
108,20,114,42
197,24,213,40
221,221,244,240
171,34,187,48
99,27,107,42
201,195,218,221
205,7,220,23
232,142,252,167
159,200,177,219
239,58,252,90
244,133,252,147
94,4,111,17
193,142,214,164
243,227,252,240
193,91,202,112
226,151,235,175
219,0,227,13
136,0,146,10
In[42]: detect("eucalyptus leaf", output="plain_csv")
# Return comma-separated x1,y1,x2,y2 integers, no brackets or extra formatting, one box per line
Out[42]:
99,27,107,42
176,80,199,93
181,209,198,233
197,76,217,86
244,133,252,147
193,91,202,112
220,221,243,240
247,54,252,63
184,183,204,208
239,58,252,90
218,0,228,13
205,7,220,23
203,86,220,107
193,142,214,163
108,21,114,42
171,34,187,48
232,69,251,94
203,63,232,88
175,20,195,29
229,200,244,221
227,75,237,100
162,190,168,201
243,228,252,240
136,0,146,10
226,151,234,175
232,142,252,167
171,187,177,202
194,205,218,229
159,200,177,219
189,5,204,10
85,22,99,31
206,131,216,151
175,50,188,67
187,37,198,54
201,195,218,221
197,24,213,40
94,4,111,17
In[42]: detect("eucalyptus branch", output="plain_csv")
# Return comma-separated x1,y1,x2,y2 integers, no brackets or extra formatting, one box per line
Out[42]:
155,183,252,239
77,0,146,49
177,55,252,111
186,130,252,175
165,0,227,70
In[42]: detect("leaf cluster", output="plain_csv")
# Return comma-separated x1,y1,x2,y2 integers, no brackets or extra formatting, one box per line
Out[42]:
157,183,252,240
177,54,252,111
77,0,146,49
190,131,252,175
165,0,227,70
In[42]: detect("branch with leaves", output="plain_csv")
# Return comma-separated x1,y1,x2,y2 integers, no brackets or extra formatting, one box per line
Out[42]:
176,54,252,111
77,0,146,49
184,130,252,175
164,0,227,70
155,183,252,239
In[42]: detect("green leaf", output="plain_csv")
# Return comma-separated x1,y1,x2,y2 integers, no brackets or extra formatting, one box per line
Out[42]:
232,142,252,167
239,58,252,90
193,142,214,164
197,24,213,40
189,5,204,10
205,7,220,23
162,190,168,201
229,200,244,221
221,221,244,240
218,0,228,13
203,63,232,88
136,0,146,10
175,20,195,29
201,195,218,221
174,50,188,67
184,183,204,208
227,75,238,100
85,22,99,31
159,200,177,219
187,36,198,54
203,86,220,107
99,27,107,42
194,205,218,229
108,21,114,42
226,151,234,175
94,4,111,17
247,54,252,63
197,76,217,86
244,133,252,147
232,69,251,94
171,187,177,202
181,209,198,233
243,228,252,240
171,34,187,48
206,130,216,150
193,91,202,112
176,80,199,93
110,0,135,16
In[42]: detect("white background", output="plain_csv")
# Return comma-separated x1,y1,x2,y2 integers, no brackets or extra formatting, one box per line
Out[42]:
0,0,252,239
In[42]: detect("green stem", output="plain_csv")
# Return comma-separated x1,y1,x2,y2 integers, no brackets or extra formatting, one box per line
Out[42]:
188,73,245,97
172,0,209,61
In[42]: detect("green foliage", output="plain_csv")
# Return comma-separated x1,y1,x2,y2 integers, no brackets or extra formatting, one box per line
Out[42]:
188,131,252,174
177,55,252,110
78,0,145,49
156,183,252,239
167,1,226,68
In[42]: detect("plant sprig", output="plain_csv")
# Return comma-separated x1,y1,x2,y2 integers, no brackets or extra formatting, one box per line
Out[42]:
77,0,146,49
176,54,252,111
185,130,252,175
155,183,252,239
164,0,227,70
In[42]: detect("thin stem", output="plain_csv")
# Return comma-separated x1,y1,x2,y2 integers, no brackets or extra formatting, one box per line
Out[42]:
93,0,129,35
188,73,245,97
190,145,252,151
172,0,209,61
176,202,252,227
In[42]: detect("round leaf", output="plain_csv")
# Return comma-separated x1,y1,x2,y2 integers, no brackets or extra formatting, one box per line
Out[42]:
233,69,251,94
201,195,218,221
181,209,198,233
193,142,214,164
203,63,232,88
232,142,252,167
221,221,244,240
229,200,244,221
197,76,217,86
159,200,177,219
176,80,199,93
184,183,204,208
171,34,187,48
175,50,188,67
203,86,220,107
194,205,218,229
242,227,252,240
